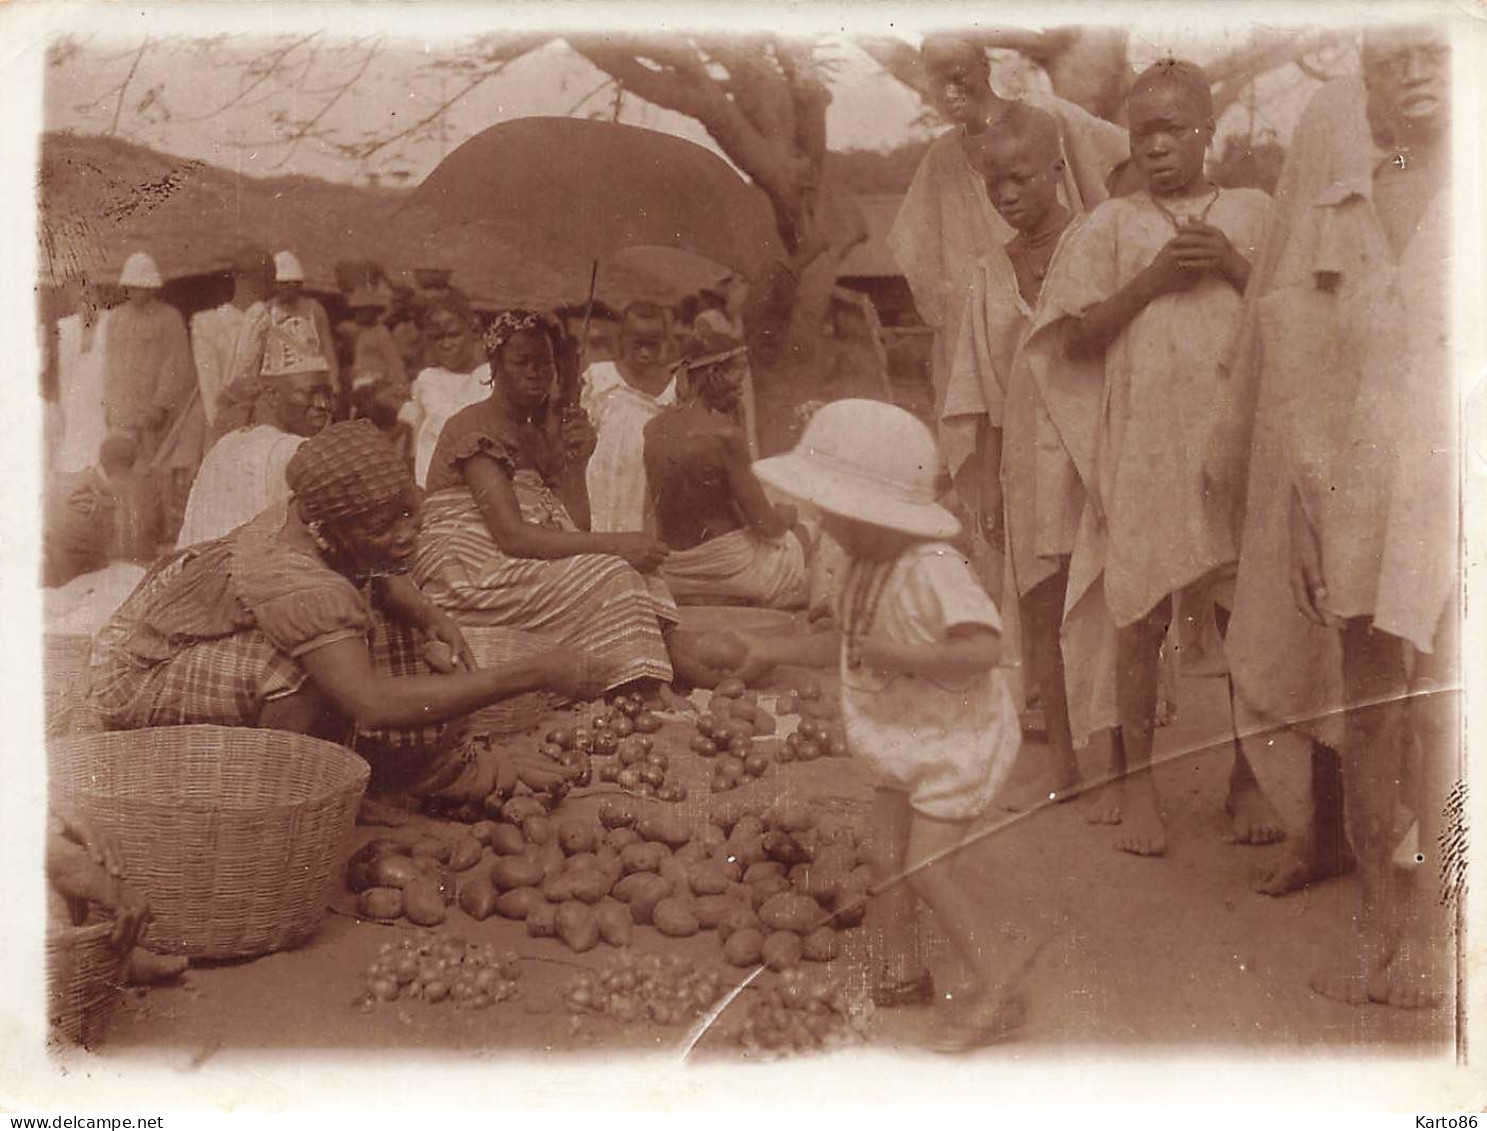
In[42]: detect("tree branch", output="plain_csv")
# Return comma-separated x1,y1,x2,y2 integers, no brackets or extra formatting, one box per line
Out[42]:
107,41,151,135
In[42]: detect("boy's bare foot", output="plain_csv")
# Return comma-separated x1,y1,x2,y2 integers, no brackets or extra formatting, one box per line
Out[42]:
124,948,188,985
1253,834,1355,896
1370,938,1446,1010
1224,778,1286,845
1081,783,1124,825
1310,951,1382,1006
1112,779,1166,856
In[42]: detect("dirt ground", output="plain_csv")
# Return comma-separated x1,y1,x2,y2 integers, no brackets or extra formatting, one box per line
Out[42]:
97,661,1455,1062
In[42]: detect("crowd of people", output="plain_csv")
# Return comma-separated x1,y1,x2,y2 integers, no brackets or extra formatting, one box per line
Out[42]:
42,23,1457,1048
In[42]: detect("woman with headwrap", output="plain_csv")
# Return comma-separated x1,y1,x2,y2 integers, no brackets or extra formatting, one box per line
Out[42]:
412,310,684,695
87,420,602,751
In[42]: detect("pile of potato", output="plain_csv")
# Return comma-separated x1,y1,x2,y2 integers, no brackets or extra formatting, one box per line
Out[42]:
562,953,724,1026
730,968,871,1057
359,934,523,1009
692,679,850,787
347,830,481,927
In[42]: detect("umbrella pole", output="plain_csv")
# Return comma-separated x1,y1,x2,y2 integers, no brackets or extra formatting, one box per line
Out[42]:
576,257,599,381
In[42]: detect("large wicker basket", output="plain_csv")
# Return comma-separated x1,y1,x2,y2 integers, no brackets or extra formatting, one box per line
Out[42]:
48,726,370,959
46,917,127,1048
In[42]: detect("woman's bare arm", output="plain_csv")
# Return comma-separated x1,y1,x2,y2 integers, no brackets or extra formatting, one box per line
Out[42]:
721,428,792,538
464,453,617,560
299,636,558,729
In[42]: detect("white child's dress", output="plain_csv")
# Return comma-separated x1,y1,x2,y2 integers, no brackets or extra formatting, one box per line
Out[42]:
837,542,1020,820
400,363,491,487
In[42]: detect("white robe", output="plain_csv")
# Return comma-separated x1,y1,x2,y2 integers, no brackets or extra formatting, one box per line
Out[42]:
581,361,676,534
399,364,491,487
54,311,110,474
175,425,306,548
189,303,250,427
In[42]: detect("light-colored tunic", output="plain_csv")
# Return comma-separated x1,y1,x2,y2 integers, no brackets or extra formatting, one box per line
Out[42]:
189,303,249,427
176,425,306,548
942,220,1118,744
837,542,1020,821
1048,188,1274,628
581,361,677,534
888,95,1128,422
1225,76,1456,740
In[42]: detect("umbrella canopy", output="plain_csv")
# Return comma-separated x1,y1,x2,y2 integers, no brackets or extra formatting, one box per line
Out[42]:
384,117,782,303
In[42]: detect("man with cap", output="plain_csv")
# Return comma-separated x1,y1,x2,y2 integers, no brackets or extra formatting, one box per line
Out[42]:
101,251,196,463
217,250,340,436
101,251,201,544
176,317,335,547
190,245,274,432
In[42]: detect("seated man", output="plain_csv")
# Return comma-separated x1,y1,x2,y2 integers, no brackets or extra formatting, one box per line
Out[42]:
643,346,808,609
176,320,334,547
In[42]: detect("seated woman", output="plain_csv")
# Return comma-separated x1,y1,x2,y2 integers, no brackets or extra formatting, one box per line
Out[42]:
643,345,810,609
412,309,683,695
88,420,600,791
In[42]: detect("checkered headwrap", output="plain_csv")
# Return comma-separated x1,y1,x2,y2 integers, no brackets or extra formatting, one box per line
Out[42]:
285,419,413,524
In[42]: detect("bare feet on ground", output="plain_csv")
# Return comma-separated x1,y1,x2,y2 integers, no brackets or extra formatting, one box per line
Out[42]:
1224,779,1287,845
1081,782,1124,826
1112,778,1166,856
1253,834,1355,896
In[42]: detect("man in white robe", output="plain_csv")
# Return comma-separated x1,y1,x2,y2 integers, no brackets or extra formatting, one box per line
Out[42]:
190,245,273,431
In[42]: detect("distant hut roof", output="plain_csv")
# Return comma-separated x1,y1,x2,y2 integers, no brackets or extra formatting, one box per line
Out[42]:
835,194,906,280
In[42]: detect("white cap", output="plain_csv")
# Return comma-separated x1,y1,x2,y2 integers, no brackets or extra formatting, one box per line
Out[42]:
274,251,306,283
118,251,163,289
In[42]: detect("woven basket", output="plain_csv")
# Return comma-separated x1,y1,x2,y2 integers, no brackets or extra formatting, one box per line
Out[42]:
48,726,370,959
460,627,553,738
47,918,126,1048
44,633,102,739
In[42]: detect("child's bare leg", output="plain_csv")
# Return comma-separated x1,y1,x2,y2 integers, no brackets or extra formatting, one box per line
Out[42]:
1313,617,1408,1004
1222,680,1287,845
1253,739,1354,895
862,787,930,997
1107,597,1171,856
902,813,999,1002
1211,604,1286,844
1001,566,1080,810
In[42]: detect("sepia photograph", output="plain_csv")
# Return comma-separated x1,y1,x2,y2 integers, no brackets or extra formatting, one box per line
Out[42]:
5,0,1484,1115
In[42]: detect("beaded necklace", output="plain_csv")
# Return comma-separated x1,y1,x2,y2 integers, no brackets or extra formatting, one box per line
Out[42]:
1145,181,1221,233
843,556,895,671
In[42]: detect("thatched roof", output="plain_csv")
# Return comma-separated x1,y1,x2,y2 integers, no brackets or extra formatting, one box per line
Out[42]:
38,131,742,311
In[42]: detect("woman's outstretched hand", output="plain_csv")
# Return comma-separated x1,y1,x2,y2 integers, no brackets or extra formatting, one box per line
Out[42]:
609,533,671,573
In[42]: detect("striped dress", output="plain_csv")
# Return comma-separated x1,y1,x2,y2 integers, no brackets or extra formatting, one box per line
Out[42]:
414,396,677,690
